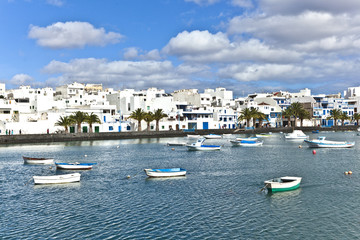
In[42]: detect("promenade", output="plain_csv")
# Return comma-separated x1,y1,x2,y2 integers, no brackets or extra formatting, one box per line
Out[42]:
0,125,357,145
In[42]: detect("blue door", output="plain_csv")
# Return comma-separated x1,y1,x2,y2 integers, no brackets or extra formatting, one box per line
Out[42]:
118,126,121,132
203,122,209,130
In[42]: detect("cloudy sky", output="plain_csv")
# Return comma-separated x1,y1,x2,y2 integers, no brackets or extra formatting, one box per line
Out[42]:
1,0,360,96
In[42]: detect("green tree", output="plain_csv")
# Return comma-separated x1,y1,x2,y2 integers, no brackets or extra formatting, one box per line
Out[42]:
153,109,168,131
327,109,342,127
238,108,253,128
282,107,293,128
55,116,74,133
257,112,267,128
289,102,303,127
85,113,101,133
143,112,155,131
339,111,350,126
298,109,311,127
69,111,87,133
353,113,360,126
129,108,146,131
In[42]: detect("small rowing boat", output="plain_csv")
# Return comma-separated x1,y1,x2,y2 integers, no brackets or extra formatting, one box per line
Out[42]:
23,156,54,164
144,168,186,178
55,162,96,170
264,176,302,192
203,134,222,139
33,173,81,185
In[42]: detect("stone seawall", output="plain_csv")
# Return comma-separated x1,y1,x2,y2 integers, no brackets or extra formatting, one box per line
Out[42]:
0,126,357,145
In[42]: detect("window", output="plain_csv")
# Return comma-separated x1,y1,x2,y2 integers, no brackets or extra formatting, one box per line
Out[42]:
109,126,113,131
147,106,150,110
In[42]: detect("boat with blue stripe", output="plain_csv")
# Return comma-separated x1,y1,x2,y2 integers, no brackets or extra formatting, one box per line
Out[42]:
55,162,97,170
144,168,186,177
304,136,355,148
186,138,221,151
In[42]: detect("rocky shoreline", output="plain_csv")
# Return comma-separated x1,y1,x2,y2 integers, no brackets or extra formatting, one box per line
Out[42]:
0,126,357,145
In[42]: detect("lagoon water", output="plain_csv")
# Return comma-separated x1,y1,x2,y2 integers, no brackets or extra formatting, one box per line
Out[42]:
2,131,360,239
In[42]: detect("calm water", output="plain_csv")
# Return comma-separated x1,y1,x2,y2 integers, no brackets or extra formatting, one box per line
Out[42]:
1,131,360,239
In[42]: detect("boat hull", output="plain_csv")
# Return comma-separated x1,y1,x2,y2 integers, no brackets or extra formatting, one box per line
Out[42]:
23,156,54,165
144,168,186,178
230,140,263,146
264,177,302,192
186,145,221,151
204,134,222,139
55,163,95,170
304,140,355,148
33,173,81,185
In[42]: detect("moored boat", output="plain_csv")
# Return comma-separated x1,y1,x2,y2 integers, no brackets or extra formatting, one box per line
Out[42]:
186,138,221,151
55,162,96,170
256,133,272,138
230,139,263,146
33,173,81,185
304,136,355,148
23,156,54,164
235,137,258,141
144,168,186,178
264,176,302,192
203,134,222,139
284,130,309,140
187,134,200,138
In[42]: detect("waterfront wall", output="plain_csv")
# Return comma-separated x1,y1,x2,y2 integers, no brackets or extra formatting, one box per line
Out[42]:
0,126,358,145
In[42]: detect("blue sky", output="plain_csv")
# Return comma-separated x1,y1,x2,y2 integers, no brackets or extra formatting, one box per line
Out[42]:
1,0,360,96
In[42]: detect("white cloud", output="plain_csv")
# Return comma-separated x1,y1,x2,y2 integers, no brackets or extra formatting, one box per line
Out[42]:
10,74,34,86
259,0,360,15
163,30,302,63
42,58,198,90
218,63,311,82
123,47,139,60
231,0,253,8
184,0,220,6
46,0,64,7
28,21,123,49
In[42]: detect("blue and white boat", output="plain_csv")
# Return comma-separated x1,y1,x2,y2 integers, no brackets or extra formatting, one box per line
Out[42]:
203,134,222,139
235,137,258,141
304,136,355,148
55,162,97,170
230,139,263,146
186,138,221,151
144,168,186,177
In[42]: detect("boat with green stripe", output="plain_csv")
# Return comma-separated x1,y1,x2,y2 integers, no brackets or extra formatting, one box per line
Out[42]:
264,176,302,192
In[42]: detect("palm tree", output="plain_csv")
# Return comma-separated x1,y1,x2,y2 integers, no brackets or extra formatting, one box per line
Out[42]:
55,116,74,133
289,102,303,127
327,108,342,127
143,112,155,131
282,107,293,127
298,109,311,127
238,108,253,128
153,109,168,131
129,108,146,131
85,113,101,133
257,112,267,128
69,111,87,133
339,111,350,126
353,113,360,126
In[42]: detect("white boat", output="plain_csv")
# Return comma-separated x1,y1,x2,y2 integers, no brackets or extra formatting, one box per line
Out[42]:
235,137,258,141
186,138,221,151
230,139,263,146
264,176,302,192
33,173,81,185
144,168,186,178
203,134,222,139
222,134,233,138
304,136,355,148
23,156,54,164
256,133,272,138
284,130,309,140
55,162,96,170
187,134,201,138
